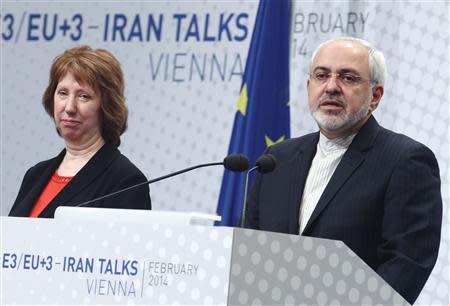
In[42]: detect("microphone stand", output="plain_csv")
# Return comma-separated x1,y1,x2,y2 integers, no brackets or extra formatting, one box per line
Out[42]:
239,153,276,227
76,162,223,207
240,166,258,227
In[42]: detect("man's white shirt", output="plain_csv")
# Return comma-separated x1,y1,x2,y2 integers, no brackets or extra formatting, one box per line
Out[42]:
299,132,356,233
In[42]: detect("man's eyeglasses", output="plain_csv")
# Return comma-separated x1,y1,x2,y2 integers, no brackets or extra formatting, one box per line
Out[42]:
309,71,369,87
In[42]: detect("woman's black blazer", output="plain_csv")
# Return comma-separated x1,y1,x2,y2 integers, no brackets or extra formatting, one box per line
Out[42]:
9,142,151,218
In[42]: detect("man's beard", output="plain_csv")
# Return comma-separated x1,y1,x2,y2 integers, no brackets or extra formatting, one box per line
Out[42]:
310,95,370,132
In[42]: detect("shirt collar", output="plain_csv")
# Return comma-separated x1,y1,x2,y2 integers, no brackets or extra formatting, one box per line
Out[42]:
318,132,357,154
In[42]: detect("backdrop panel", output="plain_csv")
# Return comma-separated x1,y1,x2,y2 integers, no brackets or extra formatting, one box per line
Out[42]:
289,2,449,305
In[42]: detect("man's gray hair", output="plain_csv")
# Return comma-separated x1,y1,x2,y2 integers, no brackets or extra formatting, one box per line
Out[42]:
310,37,387,86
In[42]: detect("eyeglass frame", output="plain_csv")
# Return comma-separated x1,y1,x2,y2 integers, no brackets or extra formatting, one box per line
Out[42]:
308,68,374,87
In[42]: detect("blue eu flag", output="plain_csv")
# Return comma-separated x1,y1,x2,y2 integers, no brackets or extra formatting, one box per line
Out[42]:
216,0,290,226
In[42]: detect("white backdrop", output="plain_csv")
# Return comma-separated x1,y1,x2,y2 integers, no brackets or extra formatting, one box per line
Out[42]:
1,1,448,305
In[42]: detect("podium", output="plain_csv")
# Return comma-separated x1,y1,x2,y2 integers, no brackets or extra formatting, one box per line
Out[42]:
1,212,409,305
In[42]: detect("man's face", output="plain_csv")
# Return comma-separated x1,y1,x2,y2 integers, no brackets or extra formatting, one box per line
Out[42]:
307,40,383,139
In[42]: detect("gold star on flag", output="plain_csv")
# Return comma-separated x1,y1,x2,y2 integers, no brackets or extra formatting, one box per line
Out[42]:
236,84,248,116
265,135,285,147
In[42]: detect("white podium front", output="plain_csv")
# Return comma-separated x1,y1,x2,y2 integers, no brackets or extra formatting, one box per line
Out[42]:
1,215,409,305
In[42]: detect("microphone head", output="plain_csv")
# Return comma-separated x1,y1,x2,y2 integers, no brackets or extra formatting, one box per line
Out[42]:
255,154,277,173
223,154,250,172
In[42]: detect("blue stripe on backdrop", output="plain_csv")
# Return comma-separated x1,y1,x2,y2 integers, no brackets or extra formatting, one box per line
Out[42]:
216,0,291,227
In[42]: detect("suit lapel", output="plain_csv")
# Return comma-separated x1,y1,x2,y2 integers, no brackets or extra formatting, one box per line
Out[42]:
302,116,381,233
39,143,119,217
13,151,65,217
287,134,319,234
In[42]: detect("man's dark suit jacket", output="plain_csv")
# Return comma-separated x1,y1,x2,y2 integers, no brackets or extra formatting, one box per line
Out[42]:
9,142,151,218
245,116,442,304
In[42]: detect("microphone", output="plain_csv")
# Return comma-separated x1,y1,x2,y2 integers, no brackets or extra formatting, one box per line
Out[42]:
73,154,250,207
223,154,250,172
240,154,277,227
254,153,276,173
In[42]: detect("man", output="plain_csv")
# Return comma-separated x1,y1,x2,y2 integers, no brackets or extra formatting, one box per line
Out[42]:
245,37,442,304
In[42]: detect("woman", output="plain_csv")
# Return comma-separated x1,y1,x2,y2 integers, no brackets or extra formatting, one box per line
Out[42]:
9,46,151,218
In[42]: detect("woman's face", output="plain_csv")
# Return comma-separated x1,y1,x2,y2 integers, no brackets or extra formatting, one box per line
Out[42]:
53,72,103,146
